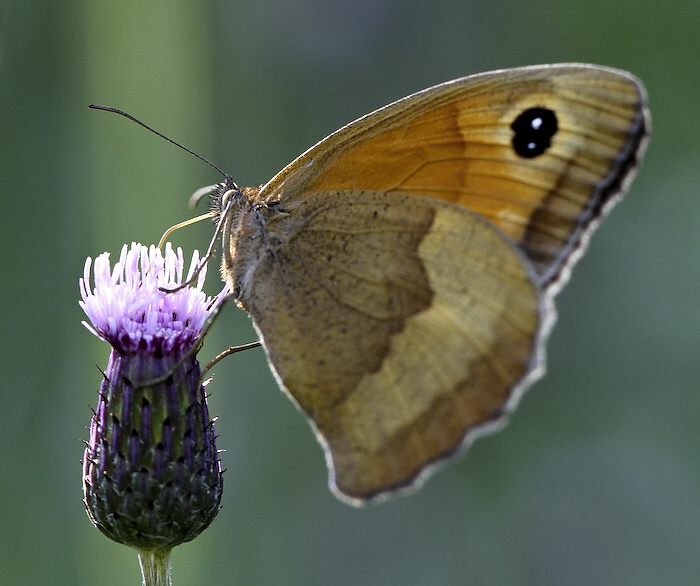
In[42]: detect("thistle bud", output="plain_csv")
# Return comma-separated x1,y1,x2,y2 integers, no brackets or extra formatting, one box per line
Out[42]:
80,243,224,553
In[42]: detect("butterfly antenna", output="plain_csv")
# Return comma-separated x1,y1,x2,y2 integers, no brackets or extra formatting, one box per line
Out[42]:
89,104,232,181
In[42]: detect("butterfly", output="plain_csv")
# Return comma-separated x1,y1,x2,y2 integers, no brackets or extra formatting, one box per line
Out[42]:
206,63,649,505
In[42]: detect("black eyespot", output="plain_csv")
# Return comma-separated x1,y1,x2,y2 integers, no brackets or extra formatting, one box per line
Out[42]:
510,107,558,159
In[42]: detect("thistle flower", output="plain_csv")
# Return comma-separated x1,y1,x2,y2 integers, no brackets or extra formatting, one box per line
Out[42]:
80,242,224,582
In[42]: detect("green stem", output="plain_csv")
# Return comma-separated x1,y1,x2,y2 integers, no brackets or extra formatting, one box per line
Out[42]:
137,548,173,586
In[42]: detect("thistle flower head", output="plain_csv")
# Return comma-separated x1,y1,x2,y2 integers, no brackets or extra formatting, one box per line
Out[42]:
79,242,214,355
80,242,224,553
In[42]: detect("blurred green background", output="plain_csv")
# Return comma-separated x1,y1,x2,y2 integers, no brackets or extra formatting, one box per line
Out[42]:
1,1,698,584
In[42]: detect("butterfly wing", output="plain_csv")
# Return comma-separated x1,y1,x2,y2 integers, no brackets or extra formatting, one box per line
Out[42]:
223,64,649,503
259,63,649,291
232,191,544,502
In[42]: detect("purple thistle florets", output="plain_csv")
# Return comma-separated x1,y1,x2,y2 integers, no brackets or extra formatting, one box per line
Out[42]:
80,242,225,552
79,242,215,355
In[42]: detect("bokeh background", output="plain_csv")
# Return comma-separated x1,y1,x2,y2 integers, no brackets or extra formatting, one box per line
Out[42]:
1,1,698,584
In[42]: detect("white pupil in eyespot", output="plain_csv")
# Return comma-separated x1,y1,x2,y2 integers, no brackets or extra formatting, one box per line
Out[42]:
531,117,543,130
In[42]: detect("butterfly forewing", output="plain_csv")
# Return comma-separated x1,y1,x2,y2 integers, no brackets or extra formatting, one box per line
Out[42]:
260,64,648,290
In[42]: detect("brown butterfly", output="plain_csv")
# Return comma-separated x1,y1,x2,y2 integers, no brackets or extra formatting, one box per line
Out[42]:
208,63,649,505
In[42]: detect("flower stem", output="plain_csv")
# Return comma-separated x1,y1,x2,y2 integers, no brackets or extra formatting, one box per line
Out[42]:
137,548,172,586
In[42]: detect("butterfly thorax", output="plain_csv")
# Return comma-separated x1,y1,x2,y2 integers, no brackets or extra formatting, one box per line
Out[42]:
219,184,301,305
